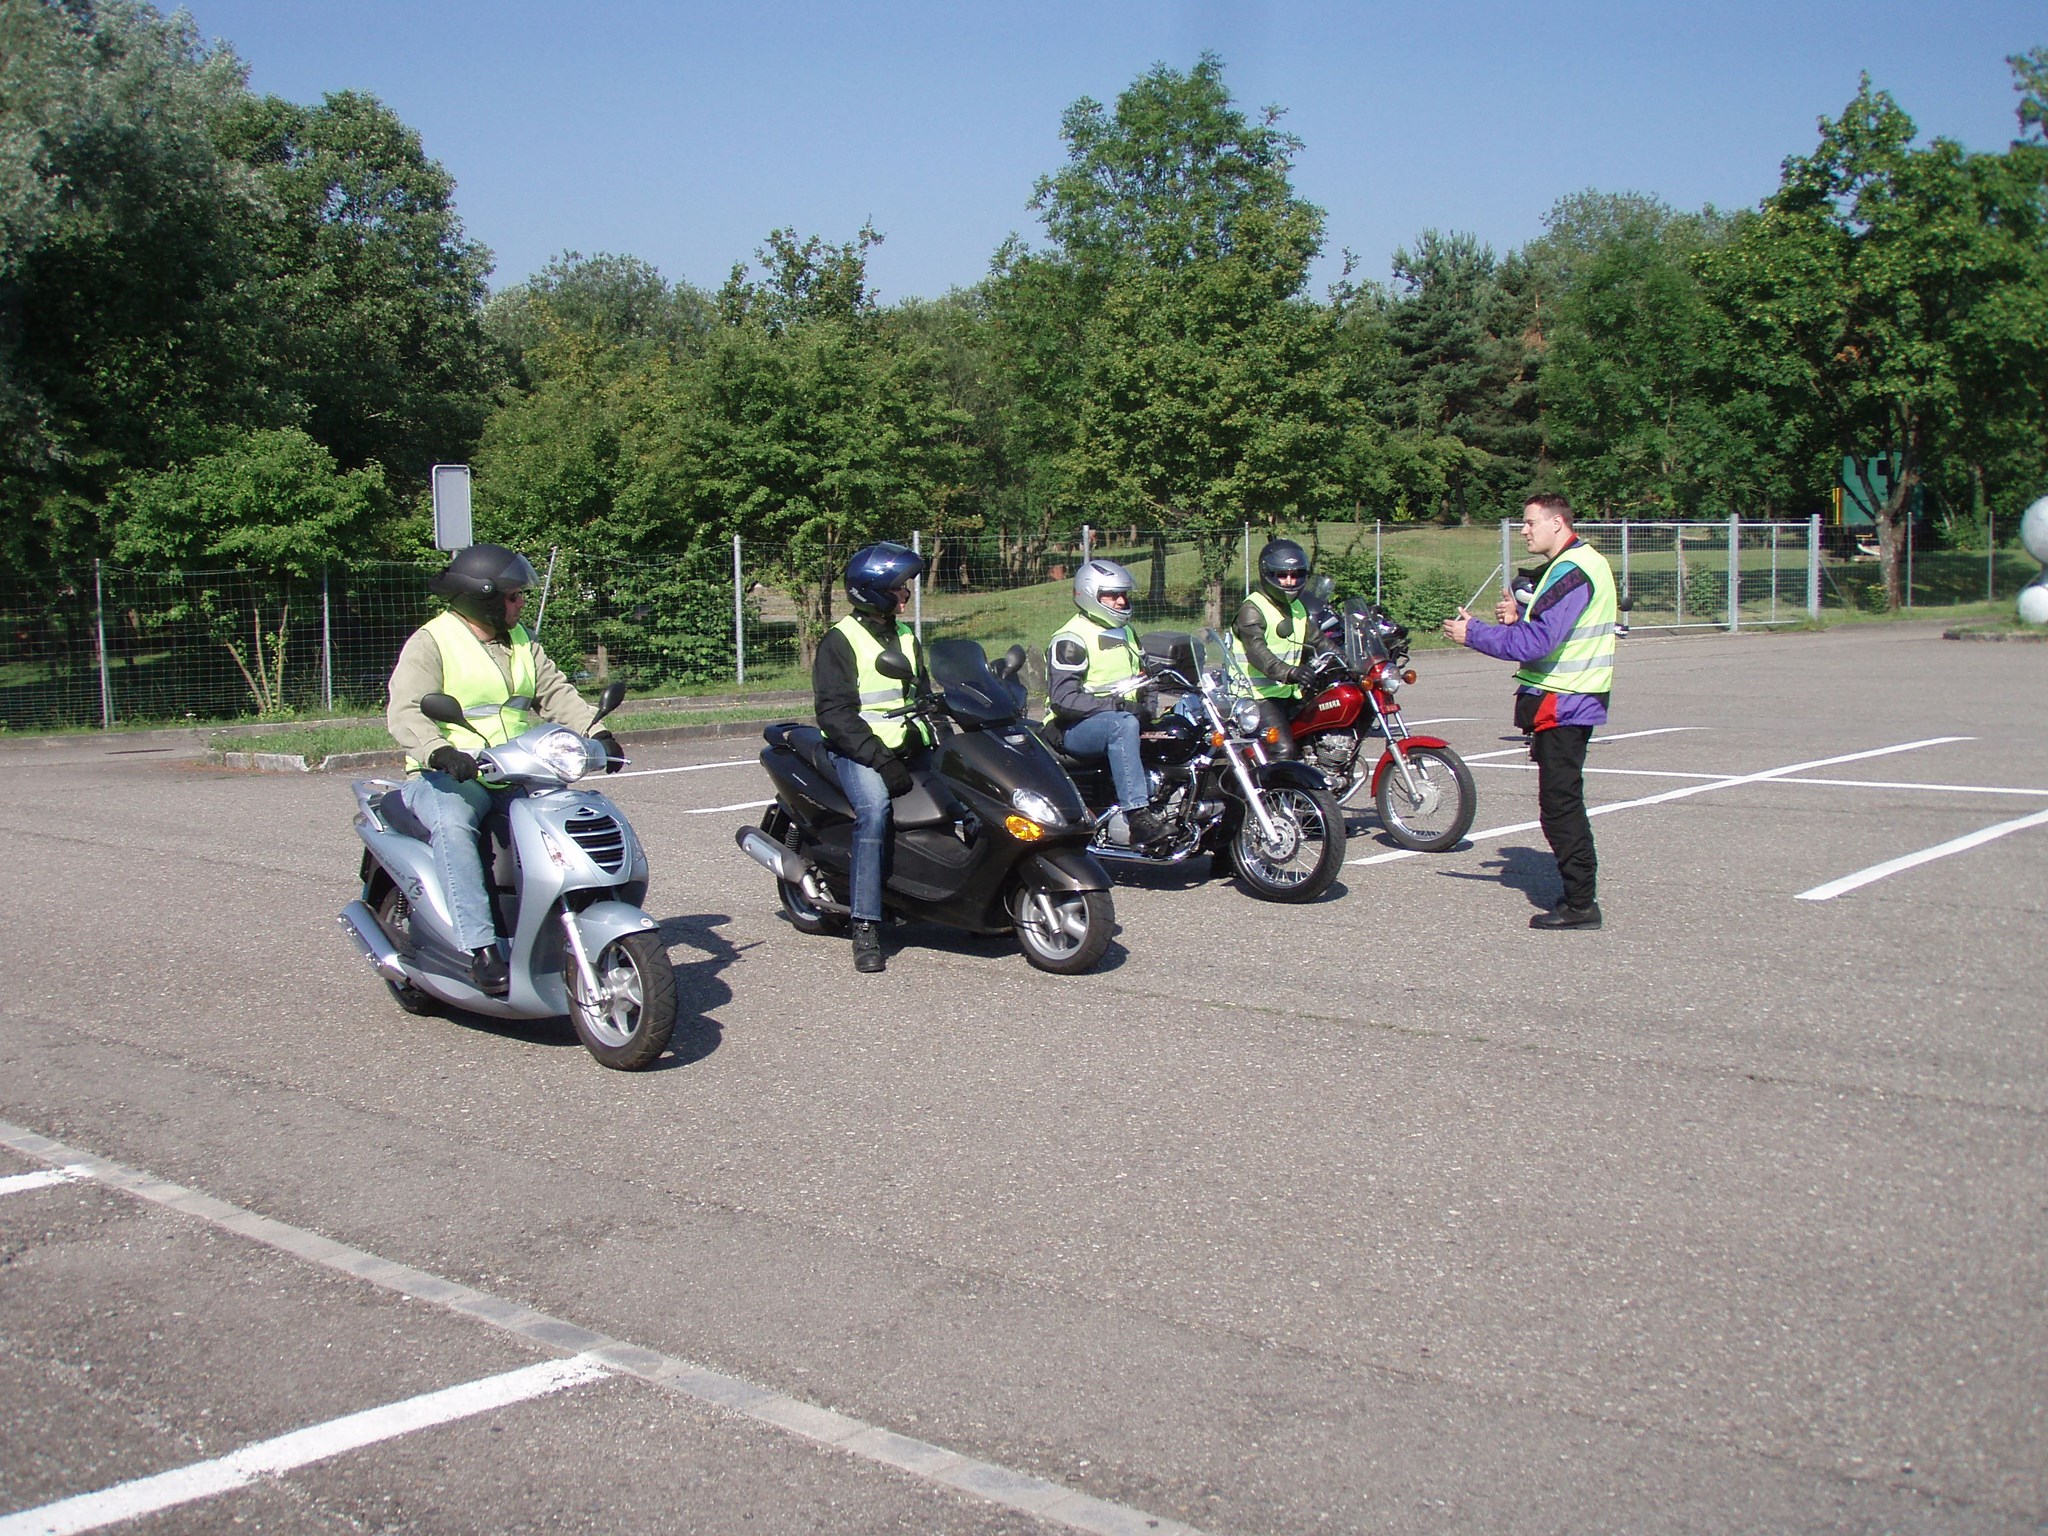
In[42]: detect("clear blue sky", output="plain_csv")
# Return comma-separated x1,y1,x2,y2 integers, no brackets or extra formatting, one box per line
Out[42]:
177,0,2043,303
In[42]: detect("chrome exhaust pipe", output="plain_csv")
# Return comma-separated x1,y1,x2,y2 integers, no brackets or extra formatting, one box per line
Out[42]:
338,901,411,985
735,825,811,885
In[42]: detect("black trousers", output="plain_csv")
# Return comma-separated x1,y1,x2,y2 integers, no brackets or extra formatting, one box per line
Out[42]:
1254,697,1300,760
1531,724,1597,908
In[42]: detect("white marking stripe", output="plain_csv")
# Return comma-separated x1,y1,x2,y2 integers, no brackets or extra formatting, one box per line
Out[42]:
609,758,755,780
0,1356,609,1536
1470,763,2048,798
1796,807,2048,901
687,799,775,815
1350,736,1972,866
0,1123,1207,1536
0,1167,84,1196
1460,725,1700,762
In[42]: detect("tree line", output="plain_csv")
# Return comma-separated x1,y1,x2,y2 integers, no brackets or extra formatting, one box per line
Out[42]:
6,0,2045,645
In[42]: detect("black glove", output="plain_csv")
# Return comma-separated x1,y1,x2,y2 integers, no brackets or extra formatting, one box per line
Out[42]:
594,730,625,773
427,745,478,783
878,755,915,797
1134,683,1160,720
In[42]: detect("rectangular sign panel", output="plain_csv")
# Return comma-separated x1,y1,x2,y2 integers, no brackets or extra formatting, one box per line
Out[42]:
431,463,473,551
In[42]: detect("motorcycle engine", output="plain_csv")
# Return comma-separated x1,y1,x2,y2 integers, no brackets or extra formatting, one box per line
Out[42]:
1312,729,1358,772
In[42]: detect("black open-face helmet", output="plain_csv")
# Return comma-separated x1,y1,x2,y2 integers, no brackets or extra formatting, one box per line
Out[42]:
844,542,927,614
1257,538,1310,607
430,543,537,638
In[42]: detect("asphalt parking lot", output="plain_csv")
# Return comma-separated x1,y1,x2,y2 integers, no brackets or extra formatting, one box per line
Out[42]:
2,620,2043,1535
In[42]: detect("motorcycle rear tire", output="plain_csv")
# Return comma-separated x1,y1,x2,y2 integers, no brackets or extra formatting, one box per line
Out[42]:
1230,784,1345,903
370,884,438,1016
764,807,846,936
1010,882,1114,975
1374,744,1477,852
569,930,677,1071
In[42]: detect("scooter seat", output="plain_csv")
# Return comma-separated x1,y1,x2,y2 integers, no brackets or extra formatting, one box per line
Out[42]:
763,722,839,781
371,789,433,843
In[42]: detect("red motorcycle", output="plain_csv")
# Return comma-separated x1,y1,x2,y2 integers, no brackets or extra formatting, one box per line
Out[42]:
1290,581,1477,852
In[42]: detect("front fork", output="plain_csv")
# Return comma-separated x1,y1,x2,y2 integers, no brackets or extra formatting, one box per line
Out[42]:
1372,697,1428,801
560,906,606,1005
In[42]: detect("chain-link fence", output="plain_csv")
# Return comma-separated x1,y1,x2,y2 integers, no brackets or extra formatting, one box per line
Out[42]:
1,517,2033,732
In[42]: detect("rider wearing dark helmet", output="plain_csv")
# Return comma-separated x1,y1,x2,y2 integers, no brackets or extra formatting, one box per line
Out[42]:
386,543,623,996
1045,558,1168,850
1233,537,1336,761
813,541,930,974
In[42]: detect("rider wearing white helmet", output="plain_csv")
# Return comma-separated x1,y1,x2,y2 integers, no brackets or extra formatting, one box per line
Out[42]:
1045,558,1168,850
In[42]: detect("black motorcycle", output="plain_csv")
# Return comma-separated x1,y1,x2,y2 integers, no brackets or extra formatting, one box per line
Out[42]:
1047,628,1346,903
736,639,1116,973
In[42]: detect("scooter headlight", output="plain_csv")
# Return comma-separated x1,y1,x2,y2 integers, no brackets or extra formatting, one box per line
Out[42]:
1009,789,1062,829
1232,699,1263,734
537,727,601,781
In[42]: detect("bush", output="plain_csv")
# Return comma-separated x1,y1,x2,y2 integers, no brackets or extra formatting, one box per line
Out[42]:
1317,552,1468,631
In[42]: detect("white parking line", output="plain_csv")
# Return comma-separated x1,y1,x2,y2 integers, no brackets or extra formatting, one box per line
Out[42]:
688,799,775,815
1796,807,2048,901
0,1167,85,1196
0,1355,610,1536
610,757,756,780
1461,725,1701,762
0,1122,1208,1536
1350,736,1971,866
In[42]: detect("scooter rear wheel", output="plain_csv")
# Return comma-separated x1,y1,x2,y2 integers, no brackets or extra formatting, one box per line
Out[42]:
764,807,846,935
1009,882,1114,974
568,930,677,1071
370,884,438,1016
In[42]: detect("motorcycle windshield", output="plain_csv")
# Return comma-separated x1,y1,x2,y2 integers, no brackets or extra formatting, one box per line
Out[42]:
925,637,1023,724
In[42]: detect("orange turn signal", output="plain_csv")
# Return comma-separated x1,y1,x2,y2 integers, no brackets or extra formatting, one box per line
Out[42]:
1208,730,1227,748
1402,669,1418,685
1262,727,1280,745
1003,814,1046,841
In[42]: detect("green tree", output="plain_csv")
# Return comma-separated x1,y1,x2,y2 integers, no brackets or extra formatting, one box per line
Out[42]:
1018,55,1345,623
483,250,710,382
108,427,389,713
0,0,268,573
1698,75,2048,607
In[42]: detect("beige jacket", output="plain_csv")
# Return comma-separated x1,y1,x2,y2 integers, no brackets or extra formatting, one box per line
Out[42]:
385,621,599,764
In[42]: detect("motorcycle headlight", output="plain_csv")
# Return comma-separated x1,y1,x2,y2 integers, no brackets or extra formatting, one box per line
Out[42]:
1232,699,1263,734
1010,789,1061,829
1377,671,1405,695
537,727,600,781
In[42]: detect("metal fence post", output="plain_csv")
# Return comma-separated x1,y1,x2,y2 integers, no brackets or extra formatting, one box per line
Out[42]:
321,565,334,713
1727,513,1740,632
94,558,112,729
532,545,558,636
1081,524,1093,563
732,533,745,686
911,530,923,640
1904,511,1913,609
1242,524,1251,595
1674,524,1685,620
1500,519,1511,597
1373,520,1382,606
1807,514,1821,618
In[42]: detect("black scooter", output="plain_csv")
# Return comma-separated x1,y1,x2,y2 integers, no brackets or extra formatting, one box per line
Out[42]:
735,639,1116,973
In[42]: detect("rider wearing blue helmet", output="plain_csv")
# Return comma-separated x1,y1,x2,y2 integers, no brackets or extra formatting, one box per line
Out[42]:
813,541,930,973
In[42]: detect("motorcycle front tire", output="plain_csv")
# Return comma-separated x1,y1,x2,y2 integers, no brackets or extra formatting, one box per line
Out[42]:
1229,783,1346,903
1010,881,1114,975
569,930,678,1071
1374,744,1477,852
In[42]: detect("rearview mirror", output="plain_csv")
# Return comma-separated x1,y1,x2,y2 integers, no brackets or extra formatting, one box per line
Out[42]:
592,679,627,723
419,692,467,726
875,650,914,681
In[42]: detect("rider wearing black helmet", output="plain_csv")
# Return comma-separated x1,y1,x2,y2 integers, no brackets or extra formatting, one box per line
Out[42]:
1233,537,1336,761
813,541,930,974
387,543,624,995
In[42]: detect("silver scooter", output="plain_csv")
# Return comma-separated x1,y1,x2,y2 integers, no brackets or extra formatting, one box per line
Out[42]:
338,684,677,1070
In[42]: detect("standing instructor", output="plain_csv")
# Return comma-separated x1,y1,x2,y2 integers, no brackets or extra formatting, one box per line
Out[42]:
1443,494,1616,930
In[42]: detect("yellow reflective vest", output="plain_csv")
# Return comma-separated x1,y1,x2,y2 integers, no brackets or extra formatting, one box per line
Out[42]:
1245,590,1308,699
404,611,538,772
832,614,929,751
1513,543,1618,695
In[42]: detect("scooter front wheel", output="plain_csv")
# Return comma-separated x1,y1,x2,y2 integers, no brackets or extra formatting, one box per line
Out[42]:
569,930,677,1070
1374,744,1477,852
1009,882,1114,975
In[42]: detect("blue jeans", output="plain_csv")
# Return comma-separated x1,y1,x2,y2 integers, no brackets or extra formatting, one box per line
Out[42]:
1062,709,1150,811
401,771,507,952
831,754,892,923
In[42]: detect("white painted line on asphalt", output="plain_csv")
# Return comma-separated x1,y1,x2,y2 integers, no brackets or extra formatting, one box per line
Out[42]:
610,757,756,780
0,1123,1210,1536
687,799,775,815
1795,807,2048,902
0,1355,610,1536
1460,724,1701,762
1392,716,1476,727
0,1166,85,1196
1469,763,1730,782
1775,776,2048,799
1349,736,1972,867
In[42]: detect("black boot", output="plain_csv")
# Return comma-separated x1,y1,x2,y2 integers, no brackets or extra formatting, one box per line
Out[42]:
1530,901,1602,930
1126,808,1169,851
851,920,885,973
468,945,510,995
